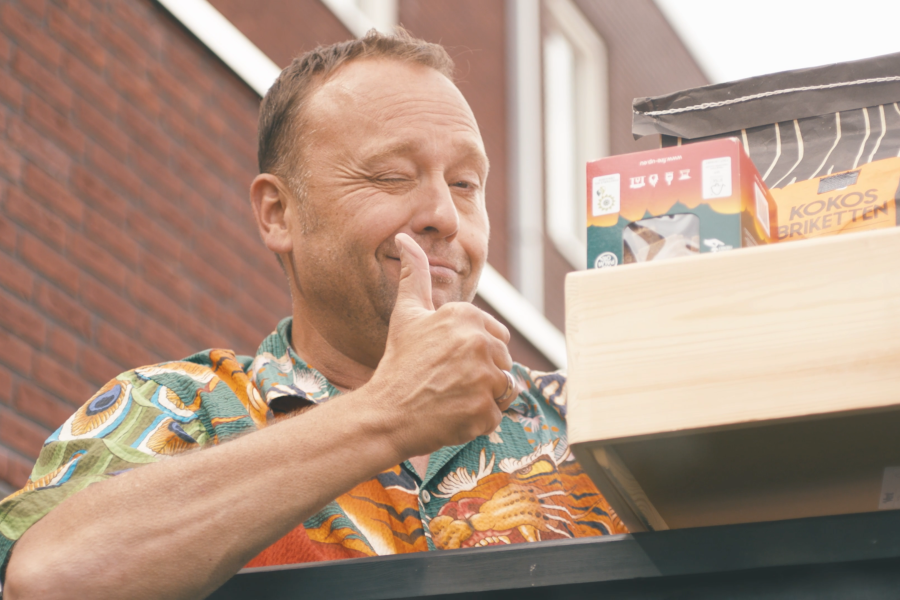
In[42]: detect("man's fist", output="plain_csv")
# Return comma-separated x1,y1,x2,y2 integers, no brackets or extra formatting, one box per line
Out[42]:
364,233,518,460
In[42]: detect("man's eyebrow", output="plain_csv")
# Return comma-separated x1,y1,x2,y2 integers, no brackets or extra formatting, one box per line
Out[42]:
362,140,490,174
362,141,419,165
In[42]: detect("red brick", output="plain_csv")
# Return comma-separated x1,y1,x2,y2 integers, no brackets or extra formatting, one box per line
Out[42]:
96,14,148,70
119,102,168,161
237,265,290,316
172,147,221,199
110,1,163,54
7,117,71,179
0,142,23,181
214,213,274,270
180,309,229,350
78,345,121,387
0,445,36,488
216,90,258,139
128,276,188,330
0,445,35,488
0,364,12,405
108,59,159,118
48,5,105,71
132,145,180,200
0,5,62,69
75,98,129,157
0,251,34,300
96,320,158,368
80,275,137,331
161,104,189,140
84,209,139,267
0,29,10,62
164,44,215,96
22,163,84,226
86,142,142,200
32,352,93,407
138,316,191,359
0,287,45,348
55,0,92,26
259,247,286,282
140,186,191,237
0,325,34,374
215,310,260,356
14,382,72,430
0,70,24,109
0,408,48,460
0,218,16,254
150,63,202,116
183,124,237,180
193,228,245,278
181,252,232,300
19,233,78,294
233,289,281,333
125,208,182,262
35,282,91,338
47,325,79,364
62,53,118,115
198,109,227,139
19,0,46,19
5,187,67,250
176,187,209,225
71,166,128,220
68,232,128,290
24,93,85,154
10,50,71,111
140,252,190,305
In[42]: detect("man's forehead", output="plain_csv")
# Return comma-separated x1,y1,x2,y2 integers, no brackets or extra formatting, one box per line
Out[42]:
306,58,486,161
309,59,475,124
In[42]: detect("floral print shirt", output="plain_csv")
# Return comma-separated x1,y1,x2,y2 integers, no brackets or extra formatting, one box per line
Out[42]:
0,317,626,574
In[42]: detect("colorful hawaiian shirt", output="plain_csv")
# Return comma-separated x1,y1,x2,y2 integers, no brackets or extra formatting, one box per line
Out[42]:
0,317,626,574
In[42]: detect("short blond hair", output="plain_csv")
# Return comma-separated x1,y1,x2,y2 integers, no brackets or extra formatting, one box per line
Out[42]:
257,28,455,187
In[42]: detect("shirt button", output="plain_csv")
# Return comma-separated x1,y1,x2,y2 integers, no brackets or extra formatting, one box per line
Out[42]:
422,490,431,503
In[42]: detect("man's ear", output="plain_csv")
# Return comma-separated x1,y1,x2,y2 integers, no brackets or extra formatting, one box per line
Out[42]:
250,173,293,255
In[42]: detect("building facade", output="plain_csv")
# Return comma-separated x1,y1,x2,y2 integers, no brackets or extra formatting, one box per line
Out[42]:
0,0,705,493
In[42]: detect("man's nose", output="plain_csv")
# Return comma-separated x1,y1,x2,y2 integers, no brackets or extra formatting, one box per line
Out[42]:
409,176,460,241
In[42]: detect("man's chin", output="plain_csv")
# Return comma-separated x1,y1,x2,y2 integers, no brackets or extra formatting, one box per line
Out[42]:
431,286,474,309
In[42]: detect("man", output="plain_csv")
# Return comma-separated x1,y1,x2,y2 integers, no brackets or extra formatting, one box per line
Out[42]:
1,30,625,600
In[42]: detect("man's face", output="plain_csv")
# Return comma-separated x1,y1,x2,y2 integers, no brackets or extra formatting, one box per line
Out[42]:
286,58,490,367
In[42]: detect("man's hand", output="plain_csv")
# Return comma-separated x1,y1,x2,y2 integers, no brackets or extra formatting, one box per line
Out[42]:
366,233,518,459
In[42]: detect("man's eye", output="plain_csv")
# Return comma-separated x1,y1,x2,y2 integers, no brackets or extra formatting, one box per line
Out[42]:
452,181,473,189
376,176,408,184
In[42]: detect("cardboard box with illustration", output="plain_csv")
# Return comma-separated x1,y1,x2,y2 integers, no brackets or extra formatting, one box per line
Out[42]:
586,138,777,269
632,52,900,244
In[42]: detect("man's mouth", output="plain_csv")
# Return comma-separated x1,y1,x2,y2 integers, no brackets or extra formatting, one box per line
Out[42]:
385,256,459,281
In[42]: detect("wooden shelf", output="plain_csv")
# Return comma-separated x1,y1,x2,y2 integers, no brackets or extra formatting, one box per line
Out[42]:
565,228,900,532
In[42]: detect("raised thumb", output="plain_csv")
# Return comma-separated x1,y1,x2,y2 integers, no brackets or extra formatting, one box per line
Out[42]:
394,233,435,315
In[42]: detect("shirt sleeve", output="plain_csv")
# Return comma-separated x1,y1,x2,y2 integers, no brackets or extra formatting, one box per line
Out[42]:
0,368,214,583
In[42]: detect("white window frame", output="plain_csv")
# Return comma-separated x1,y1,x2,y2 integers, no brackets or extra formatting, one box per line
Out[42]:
319,0,397,37
543,0,608,271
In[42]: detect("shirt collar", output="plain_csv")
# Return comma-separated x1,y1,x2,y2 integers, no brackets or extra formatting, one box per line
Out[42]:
249,317,341,411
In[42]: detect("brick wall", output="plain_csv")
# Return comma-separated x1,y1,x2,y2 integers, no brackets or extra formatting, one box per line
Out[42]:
0,0,290,491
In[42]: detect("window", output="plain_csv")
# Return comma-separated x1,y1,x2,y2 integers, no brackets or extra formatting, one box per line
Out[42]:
543,0,608,270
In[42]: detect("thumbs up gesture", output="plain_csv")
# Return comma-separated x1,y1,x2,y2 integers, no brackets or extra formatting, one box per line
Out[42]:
366,233,520,460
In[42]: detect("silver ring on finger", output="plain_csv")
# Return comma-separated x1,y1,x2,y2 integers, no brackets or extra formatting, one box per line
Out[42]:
495,369,516,403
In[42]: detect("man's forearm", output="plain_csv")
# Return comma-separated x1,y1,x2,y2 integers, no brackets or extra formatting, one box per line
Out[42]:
4,390,401,600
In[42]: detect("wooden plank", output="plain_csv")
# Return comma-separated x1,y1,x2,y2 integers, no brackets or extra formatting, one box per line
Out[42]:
565,227,900,446
208,510,900,600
